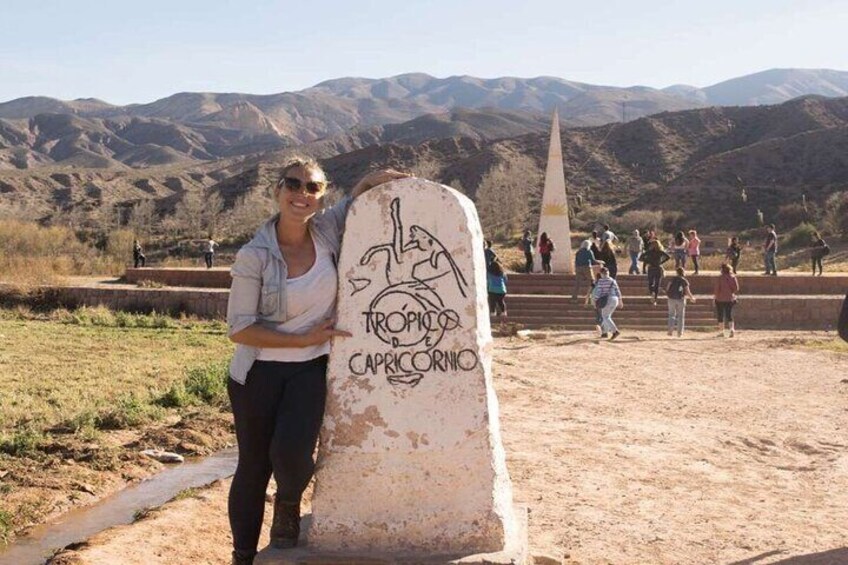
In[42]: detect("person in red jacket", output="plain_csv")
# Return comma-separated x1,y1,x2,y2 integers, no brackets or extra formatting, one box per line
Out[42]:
538,232,555,274
714,263,740,337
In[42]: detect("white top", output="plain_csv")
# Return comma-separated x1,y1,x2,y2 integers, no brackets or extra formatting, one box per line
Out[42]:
256,234,337,362
205,240,218,253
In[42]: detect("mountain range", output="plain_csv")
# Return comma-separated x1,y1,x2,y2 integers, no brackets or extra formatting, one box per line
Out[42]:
2,92,847,232
1,68,848,171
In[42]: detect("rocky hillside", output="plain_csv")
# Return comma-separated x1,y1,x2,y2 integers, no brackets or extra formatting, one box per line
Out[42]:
1,96,847,232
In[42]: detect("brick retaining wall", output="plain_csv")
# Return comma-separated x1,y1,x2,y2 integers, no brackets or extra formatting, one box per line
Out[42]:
125,268,231,288
733,296,844,330
46,286,229,318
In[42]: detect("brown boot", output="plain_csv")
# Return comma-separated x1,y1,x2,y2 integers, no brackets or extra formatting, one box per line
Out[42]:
270,496,300,548
231,549,256,565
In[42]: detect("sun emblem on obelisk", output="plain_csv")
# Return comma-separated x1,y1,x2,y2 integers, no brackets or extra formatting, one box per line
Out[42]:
541,203,568,216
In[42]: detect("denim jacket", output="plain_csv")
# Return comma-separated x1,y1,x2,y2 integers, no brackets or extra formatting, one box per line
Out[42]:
226,197,351,384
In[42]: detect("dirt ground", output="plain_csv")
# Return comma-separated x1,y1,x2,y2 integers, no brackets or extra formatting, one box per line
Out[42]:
48,331,848,564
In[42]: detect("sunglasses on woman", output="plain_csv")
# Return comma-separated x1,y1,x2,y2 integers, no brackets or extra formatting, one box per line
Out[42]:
278,176,326,195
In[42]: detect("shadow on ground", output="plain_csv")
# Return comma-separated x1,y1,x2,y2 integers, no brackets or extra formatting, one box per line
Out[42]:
729,547,848,564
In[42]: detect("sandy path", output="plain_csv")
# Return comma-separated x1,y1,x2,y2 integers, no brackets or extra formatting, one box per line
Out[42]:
51,331,848,564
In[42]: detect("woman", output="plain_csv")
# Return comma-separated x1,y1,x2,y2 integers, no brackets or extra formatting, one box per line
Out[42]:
687,229,701,275
725,237,742,274
226,158,408,565
487,258,508,317
640,239,671,304
592,267,623,340
597,240,618,279
810,231,828,276
672,231,689,269
665,267,696,337
713,262,740,337
538,232,555,274
573,240,598,300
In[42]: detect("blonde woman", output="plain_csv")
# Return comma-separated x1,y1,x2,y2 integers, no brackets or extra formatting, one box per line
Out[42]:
226,159,408,564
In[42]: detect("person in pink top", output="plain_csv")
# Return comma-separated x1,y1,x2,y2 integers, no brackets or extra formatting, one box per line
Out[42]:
687,229,701,275
713,263,740,337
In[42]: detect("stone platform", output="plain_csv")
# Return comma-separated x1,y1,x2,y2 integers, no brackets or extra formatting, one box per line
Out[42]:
255,506,529,565
8,271,843,331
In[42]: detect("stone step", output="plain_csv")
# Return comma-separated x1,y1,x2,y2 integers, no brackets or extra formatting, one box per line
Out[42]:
500,311,715,320
506,273,848,296
493,318,716,330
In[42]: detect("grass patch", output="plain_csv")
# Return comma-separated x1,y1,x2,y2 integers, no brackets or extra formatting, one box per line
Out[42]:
156,363,229,409
0,427,46,457
172,487,203,501
95,394,165,430
803,338,848,354
0,509,12,545
0,307,233,434
132,506,158,523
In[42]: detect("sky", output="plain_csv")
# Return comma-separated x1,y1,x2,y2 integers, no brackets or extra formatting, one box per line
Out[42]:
1,0,846,105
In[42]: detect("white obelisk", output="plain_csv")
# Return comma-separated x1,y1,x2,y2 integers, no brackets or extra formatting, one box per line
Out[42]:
534,109,574,274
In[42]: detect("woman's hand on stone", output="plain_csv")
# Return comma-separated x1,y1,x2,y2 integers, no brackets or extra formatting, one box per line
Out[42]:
302,319,352,346
351,169,411,198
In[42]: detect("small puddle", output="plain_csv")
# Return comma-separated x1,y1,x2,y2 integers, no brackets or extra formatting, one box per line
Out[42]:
0,447,238,565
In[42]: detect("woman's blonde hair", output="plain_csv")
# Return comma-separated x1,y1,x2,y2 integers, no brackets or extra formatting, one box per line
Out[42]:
276,157,328,187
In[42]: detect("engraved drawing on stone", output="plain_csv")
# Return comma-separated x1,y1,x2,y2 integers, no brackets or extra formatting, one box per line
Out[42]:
346,197,477,388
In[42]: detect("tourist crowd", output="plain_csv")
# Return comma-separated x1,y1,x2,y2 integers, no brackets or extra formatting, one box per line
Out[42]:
486,222,831,341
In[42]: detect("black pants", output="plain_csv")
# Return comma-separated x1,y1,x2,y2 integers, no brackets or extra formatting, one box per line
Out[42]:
228,357,328,553
524,252,533,273
812,256,823,275
647,266,663,299
488,292,506,315
608,263,618,279
133,254,145,268
205,252,214,268
691,255,700,274
715,301,735,323
541,253,552,274
731,258,739,274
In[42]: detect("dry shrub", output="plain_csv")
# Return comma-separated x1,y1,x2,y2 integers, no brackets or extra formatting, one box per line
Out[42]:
0,220,124,288
476,155,542,239
571,204,615,232
822,191,848,237
616,210,663,234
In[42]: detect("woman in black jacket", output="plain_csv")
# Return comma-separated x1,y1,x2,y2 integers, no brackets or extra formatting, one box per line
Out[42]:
597,240,618,279
640,240,671,304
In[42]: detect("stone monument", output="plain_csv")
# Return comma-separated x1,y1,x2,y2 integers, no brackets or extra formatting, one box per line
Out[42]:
534,109,574,274
258,178,526,563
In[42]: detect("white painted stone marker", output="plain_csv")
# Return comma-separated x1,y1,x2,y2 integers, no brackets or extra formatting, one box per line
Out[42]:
308,178,520,556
